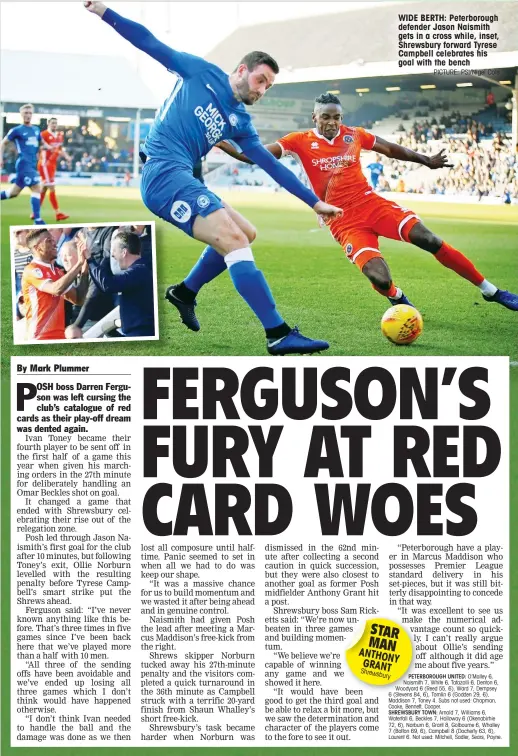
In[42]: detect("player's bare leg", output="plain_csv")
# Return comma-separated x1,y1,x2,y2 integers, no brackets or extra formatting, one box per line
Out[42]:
222,201,257,244
166,208,329,354
168,207,267,330
1,183,22,200
169,201,257,324
167,205,256,324
362,257,414,307
408,221,518,311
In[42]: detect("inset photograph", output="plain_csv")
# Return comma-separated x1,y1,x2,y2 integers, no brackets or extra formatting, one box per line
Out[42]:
11,222,158,344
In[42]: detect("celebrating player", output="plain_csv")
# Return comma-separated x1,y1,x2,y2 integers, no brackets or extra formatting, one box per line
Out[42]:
0,104,46,224
83,2,343,355
217,93,518,312
37,117,70,221
21,229,88,341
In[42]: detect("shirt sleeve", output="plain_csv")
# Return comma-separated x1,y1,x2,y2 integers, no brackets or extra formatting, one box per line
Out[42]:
231,117,260,153
6,126,20,142
102,8,210,78
357,128,376,150
275,132,304,157
239,142,319,209
88,258,143,294
23,268,48,291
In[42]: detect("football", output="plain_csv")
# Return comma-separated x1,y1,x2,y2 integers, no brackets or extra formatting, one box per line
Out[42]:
381,304,423,345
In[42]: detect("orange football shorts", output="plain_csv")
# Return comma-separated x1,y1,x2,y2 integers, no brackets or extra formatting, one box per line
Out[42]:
329,193,421,270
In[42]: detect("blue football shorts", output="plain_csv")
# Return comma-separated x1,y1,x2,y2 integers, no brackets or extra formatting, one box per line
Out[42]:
141,159,224,237
13,163,40,189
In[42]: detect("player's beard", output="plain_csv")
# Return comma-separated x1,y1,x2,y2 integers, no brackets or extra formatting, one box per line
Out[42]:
236,73,259,106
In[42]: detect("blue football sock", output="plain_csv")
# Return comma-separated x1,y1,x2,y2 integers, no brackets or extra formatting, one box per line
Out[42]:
228,260,284,329
1,189,11,200
30,194,42,219
184,246,226,293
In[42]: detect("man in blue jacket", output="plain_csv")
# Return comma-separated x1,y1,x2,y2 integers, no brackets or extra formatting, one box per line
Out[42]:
84,2,343,354
82,229,155,338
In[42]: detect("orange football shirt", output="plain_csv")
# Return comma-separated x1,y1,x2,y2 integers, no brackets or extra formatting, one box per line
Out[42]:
38,130,64,169
22,261,66,340
276,125,376,208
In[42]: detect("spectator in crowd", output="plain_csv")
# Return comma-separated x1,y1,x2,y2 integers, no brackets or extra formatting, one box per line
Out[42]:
367,156,384,189
13,291,28,342
13,229,32,319
377,175,391,192
56,227,81,265
368,131,516,202
70,226,118,332
123,224,153,261
78,229,155,337
493,132,506,151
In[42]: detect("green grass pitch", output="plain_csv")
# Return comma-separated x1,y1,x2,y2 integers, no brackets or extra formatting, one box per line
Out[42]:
2,185,517,360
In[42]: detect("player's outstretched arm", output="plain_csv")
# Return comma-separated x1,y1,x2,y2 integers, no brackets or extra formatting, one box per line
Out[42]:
373,135,453,169
238,142,342,219
39,260,84,298
65,269,89,306
216,141,281,165
84,2,207,77
83,2,106,17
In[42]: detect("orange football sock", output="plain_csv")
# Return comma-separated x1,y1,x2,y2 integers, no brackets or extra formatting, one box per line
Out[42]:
49,189,59,212
372,282,398,298
435,242,484,286
40,190,47,207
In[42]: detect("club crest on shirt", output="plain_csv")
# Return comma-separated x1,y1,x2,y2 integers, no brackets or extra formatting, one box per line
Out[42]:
345,243,353,254
343,134,354,143
229,114,238,127
32,268,44,278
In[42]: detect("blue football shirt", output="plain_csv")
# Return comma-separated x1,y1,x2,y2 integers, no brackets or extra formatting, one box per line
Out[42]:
102,8,320,209
103,9,259,169
145,64,260,168
7,125,41,169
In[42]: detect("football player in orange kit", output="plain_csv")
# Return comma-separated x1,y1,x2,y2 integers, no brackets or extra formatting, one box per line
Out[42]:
216,93,518,312
37,117,69,221
21,228,88,341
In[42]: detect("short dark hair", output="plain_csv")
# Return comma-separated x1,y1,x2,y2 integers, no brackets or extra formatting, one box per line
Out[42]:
314,93,342,107
113,230,141,257
236,51,279,74
25,229,48,249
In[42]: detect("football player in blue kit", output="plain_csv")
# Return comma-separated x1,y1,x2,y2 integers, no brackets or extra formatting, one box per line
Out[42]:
1,104,46,224
84,1,343,355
